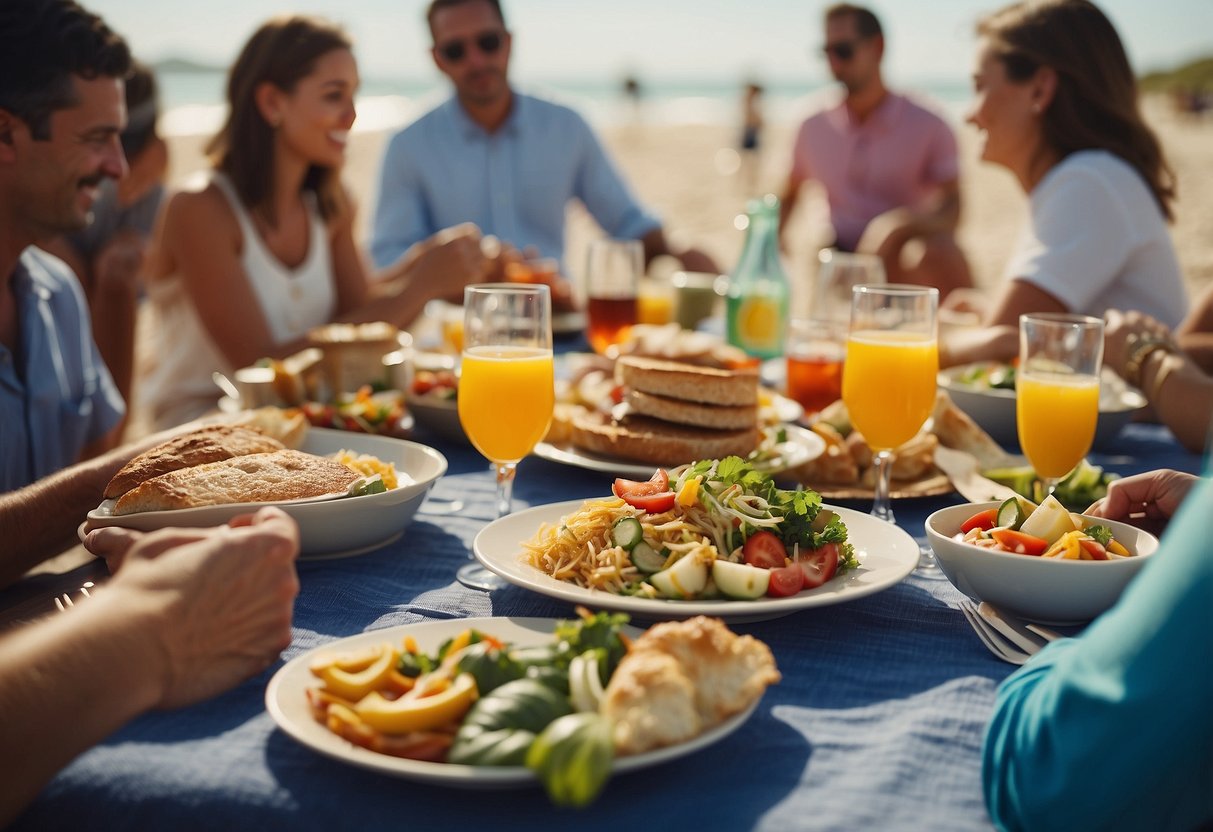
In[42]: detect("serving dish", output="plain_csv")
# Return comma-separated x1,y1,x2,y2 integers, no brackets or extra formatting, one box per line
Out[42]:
924,500,1159,624
265,617,757,786
473,501,917,622
85,428,447,559
937,363,1146,450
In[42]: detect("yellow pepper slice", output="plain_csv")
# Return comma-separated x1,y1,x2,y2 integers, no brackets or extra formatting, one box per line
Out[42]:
354,672,478,734
676,476,702,507
315,645,399,701
1108,538,1130,557
1043,530,1083,560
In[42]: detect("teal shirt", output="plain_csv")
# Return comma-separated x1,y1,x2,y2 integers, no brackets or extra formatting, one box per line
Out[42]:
983,475,1213,831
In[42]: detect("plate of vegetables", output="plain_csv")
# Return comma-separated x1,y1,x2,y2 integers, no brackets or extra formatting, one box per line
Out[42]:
266,613,766,804
475,457,919,621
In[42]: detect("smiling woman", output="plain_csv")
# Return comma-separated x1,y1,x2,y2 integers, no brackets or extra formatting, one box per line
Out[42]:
139,15,492,431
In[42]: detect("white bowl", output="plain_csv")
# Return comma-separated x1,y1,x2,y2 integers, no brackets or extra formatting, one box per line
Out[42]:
924,501,1159,624
86,429,447,560
938,364,1146,450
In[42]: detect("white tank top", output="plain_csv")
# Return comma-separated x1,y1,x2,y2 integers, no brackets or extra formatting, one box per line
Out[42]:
143,172,336,429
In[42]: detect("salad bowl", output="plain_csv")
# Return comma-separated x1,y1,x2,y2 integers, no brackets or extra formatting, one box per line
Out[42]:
925,500,1159,624
938,363,1146,450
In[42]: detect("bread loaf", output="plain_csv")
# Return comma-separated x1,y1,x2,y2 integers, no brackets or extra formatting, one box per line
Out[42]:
112,449,361,515
105,425,285,499
570,411,760,466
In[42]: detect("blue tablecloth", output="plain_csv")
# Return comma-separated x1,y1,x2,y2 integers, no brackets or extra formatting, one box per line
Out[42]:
14,422,1203,831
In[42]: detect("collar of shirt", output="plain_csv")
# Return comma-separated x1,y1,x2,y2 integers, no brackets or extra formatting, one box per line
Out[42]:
828,90,905,135
444,90,525,141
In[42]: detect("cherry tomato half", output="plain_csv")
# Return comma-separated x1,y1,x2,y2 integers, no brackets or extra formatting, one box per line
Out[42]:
743,530,788,570
613,470,675,512
797,543,839,588
766,565,805,597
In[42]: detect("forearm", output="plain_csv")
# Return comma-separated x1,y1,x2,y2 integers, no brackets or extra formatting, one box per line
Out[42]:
1176,331,1213,376
0,589,162,826
1141,352,1213,453
0,446,131,586
939,324,1017,368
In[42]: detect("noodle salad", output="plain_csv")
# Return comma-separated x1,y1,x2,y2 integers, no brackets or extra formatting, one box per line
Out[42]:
522,456,859,600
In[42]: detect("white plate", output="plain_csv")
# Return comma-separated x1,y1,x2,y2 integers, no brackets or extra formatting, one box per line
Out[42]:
265,616,758,786
86,428,447,559
474,501,918,622
533,423,826,481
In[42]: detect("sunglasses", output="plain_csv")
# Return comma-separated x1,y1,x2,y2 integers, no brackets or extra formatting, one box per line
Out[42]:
438,31,504,63
821,40,861,61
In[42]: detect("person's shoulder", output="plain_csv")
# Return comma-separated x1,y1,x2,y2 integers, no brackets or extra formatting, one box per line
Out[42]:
1044,150,1146,199
162,174,240,241
894,91,955,129
517,90,592,131
20,246,78,293
388,97,452,147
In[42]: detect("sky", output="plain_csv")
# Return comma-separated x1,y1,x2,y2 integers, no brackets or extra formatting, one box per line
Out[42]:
96,0,1212,87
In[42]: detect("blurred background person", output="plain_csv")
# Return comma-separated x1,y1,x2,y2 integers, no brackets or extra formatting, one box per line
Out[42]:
984,467,1212,831
39,60,166,411
370,0,718,278
942,0,1188,367
142,16,489,430
780,3,973,298
0,0,129,490
738,81,764,196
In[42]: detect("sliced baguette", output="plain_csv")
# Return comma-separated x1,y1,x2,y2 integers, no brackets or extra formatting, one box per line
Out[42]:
112,449,360,515
616,356,758,407
570,411,760,466
105,425,285,499
627,390,758,431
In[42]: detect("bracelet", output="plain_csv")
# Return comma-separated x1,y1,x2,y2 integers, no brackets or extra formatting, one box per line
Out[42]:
1146,353,1180,403
1122,333,1176,389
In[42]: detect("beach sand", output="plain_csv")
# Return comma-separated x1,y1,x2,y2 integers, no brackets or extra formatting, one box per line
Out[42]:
140,101,1211,435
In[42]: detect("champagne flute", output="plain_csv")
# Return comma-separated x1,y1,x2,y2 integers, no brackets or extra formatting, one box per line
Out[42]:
456,284,555,590
842,285,938,529
1017,314,1104,497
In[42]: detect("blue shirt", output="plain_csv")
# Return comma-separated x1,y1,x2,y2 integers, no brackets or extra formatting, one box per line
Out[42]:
982,475,1213,831
370,92,660,271
0,248,125,492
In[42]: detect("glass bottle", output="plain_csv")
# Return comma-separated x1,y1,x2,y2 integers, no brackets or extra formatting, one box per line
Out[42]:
725,194,789,360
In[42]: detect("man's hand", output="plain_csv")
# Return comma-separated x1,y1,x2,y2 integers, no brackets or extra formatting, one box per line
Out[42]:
103,507,301,710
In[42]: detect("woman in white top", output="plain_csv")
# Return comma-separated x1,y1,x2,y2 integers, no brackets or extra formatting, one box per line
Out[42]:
144,16,488,428
941,0,1188,367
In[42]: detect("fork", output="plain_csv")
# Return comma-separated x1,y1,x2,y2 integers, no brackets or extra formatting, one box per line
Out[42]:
53,581,94,614
960,602,1035,665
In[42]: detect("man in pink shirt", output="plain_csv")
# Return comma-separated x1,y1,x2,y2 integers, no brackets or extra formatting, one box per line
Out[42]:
780,3,972,297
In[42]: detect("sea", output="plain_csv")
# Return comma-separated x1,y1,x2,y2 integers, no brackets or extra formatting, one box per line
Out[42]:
156,68,974,137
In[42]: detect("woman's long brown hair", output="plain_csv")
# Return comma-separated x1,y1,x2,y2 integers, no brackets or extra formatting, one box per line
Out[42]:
206,16,351,226
978,0,1175,221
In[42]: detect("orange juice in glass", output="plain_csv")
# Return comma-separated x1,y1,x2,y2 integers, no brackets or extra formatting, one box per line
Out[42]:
843,331,938,450
1016,372,1099,480
456,284,553,590
1016,313,1104,492
458,346,554,463
841,284,938,532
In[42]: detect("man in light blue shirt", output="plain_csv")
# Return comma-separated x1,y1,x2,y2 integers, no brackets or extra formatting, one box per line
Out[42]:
982,469,1213,831
371,0,718,275
0,0,129,492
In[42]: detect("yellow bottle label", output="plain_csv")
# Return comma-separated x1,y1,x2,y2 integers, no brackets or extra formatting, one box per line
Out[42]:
736,297,780,351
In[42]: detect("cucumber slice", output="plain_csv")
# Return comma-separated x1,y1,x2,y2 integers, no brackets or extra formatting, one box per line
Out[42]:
629,542,666,574
996,497,1026,531
610,517,643,551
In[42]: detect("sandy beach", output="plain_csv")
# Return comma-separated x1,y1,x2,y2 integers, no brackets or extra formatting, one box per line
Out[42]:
163,98,1213,305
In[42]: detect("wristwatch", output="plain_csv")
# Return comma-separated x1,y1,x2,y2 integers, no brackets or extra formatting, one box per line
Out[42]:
1122,332,1176,389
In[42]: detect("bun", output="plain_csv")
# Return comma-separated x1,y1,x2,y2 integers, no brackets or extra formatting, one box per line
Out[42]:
626,390,757,431
570,411,759,466
105,425,284,499
112,449,360,515
616,356,758,407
